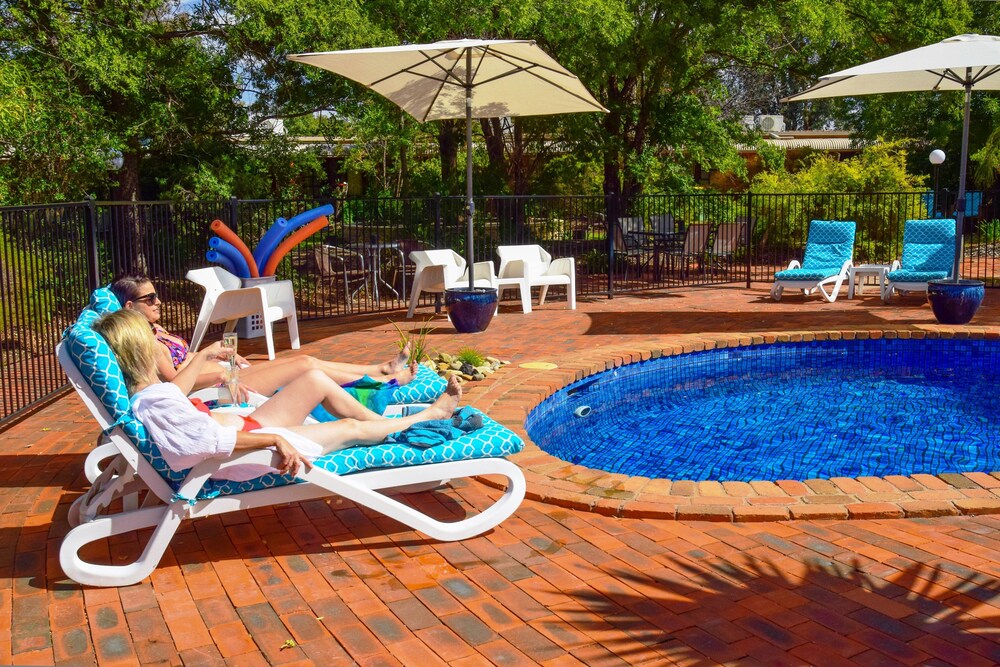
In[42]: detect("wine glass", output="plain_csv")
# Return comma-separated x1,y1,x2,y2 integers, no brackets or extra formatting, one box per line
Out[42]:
222,332,239,405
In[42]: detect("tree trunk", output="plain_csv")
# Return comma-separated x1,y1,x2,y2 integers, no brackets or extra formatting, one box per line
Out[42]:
109,149,148,276
437,120,462,195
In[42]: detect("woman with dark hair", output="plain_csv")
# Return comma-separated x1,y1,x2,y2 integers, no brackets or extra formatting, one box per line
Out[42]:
110,275,416,401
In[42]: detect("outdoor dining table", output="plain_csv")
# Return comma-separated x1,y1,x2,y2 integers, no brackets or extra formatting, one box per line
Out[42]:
632,231,685,279
346,239,407,301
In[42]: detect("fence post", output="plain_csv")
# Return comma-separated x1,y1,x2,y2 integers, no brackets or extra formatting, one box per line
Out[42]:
744,192,752,289
434,192,442,312
228,196,239,232
607,192,616,298
83,196,100,291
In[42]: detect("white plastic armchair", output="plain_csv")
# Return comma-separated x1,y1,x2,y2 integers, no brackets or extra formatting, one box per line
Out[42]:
186,267,300,360
496,245,576,313
406,249,497,318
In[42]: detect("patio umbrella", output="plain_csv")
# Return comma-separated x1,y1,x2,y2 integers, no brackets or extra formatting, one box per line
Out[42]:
783,33,1000,280
289,39,607,289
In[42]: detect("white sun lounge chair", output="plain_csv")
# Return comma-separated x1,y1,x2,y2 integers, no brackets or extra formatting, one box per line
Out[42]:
770,220,856,302
59,303,525,588
881,218,956,303
406,249,496,319
495,244,576,313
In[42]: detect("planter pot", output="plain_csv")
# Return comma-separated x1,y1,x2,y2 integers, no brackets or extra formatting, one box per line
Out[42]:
237,275,276,338
445,287,498,333
927,279,985,325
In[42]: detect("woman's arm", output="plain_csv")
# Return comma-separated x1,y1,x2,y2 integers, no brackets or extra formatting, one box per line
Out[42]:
171,342,227,395
232,432,313,476
156,340,226,389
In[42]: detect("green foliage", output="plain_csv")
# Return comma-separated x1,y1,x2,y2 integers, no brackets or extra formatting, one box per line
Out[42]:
390,319,434,363
750,141,927,261
977,220,1000,244
456,347,486,367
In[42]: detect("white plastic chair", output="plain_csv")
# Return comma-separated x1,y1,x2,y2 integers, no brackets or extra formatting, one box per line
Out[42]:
495,245,576,313
186,267,299,360
406,249,497,318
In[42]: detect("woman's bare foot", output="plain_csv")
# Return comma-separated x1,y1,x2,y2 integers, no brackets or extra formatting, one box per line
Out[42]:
422,376,462,420
380,343,411,375
387,361,419,385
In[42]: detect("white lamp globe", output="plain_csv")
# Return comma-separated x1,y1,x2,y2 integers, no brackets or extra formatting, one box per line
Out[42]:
929,149,946,165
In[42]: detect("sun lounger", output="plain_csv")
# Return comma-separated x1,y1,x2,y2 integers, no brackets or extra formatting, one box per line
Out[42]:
58,301,525,587
770,220,856,302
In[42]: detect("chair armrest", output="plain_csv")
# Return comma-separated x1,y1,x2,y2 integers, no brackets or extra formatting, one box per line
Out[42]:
547,257,574,276
500,259,527,278
785,259,801,270
889,259,901,271
471,261,497,281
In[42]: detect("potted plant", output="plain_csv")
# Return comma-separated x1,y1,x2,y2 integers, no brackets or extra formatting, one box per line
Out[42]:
927,279,985,325
445,286,497,333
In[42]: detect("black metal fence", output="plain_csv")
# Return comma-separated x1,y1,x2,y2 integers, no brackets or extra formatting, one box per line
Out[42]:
3,189,999,426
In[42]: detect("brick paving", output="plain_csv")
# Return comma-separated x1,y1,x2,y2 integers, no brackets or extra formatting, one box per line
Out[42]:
2,283,1000,665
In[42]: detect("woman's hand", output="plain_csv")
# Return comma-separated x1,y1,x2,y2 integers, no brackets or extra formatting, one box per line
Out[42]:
271,436,313,476
234,354,251,369
201,341,230,363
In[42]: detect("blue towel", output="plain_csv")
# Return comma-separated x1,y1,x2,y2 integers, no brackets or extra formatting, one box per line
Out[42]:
389,406,485,448
309,375,399,422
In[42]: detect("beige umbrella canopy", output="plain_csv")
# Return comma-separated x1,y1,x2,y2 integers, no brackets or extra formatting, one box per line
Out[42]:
784,34,1000,280
289,39,607,288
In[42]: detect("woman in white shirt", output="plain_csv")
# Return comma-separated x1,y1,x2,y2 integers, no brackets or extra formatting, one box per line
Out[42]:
93,309,461,481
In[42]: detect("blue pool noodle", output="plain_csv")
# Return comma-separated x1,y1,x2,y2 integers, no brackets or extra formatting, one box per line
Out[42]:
208,237,251,278
252,217,289,273
206,249,238,276
253,204,335,271
286,203,335,230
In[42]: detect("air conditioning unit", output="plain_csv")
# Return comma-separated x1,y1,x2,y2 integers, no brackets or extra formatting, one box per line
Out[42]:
741,115,756,129
757,115,785,132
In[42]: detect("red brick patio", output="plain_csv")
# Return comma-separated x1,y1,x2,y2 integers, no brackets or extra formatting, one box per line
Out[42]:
2,283,1000,665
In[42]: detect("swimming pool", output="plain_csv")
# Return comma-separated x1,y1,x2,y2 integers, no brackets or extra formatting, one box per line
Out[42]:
525,338,1000,482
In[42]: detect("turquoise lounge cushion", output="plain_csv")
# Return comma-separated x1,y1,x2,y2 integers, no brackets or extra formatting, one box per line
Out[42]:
773,267,843,281
898,219,955,274
887,269,950,283
800,220,856,269
391,364,447,404
89,287,122,314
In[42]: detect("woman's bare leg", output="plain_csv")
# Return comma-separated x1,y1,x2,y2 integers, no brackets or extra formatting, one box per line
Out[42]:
241,348,415,395
250,369,389,424
282,377,462,453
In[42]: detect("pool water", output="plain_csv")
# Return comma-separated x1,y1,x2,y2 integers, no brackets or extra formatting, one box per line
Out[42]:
525,338,1000,482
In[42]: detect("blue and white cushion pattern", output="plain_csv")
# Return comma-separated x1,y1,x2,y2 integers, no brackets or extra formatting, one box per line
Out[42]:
66,290,523,501
390,363,448,404
887,219,955,282
774,220,856,280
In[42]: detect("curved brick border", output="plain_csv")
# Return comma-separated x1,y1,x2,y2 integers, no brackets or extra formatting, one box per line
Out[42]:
471,327,1000,522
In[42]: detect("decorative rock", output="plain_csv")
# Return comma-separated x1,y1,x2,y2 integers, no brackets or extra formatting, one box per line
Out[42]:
472,372,486,381
439,352,454,363
450,360,463,370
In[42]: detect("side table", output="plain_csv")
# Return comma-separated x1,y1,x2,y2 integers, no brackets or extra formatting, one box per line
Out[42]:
847,264,890,299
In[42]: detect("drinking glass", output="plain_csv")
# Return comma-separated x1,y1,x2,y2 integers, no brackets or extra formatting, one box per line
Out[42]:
222,332,239,405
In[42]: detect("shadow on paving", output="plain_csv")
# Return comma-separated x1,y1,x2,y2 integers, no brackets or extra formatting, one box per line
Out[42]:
542,551,1000,663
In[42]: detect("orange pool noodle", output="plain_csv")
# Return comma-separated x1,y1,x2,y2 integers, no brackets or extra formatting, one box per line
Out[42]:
262,216,330,277
210,219,259,277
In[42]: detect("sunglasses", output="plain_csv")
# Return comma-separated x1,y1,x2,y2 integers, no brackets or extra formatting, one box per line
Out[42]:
132,292,159,304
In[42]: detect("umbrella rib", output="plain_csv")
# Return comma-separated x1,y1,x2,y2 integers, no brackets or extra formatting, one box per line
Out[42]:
468,46,605,111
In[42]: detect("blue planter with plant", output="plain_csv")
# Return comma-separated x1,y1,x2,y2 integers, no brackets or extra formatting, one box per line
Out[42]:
445,287,497,333
927,279,985,325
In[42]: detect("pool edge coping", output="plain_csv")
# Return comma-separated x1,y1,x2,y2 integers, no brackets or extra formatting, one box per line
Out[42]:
470,326,1000,522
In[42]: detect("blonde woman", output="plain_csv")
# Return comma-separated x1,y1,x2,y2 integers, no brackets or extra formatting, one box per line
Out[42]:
93,309,461,481
110,275,417,401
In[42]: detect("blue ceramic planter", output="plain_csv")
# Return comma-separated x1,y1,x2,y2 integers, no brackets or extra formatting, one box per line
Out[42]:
445,287,498,333
927,279,985,325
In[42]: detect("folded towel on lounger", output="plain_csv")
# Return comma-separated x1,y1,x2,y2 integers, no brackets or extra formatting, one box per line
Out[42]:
389,406,485,448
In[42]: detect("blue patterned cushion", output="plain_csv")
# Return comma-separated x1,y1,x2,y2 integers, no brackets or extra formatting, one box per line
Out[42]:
898,219,955,274
390,364,447,404
774,267,843,281
89,287,122,314
800,220,856,270
206,411,523,497
887,269,950,283
67,290,521,501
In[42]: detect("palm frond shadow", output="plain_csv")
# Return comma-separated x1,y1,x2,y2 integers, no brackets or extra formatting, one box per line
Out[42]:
540,549,1000,663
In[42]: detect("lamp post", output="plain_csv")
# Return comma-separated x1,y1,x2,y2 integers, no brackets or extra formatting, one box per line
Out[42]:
929,149,946,217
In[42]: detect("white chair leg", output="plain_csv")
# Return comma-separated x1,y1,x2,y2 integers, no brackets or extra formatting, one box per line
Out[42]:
406,273,425,319
263,318,277,360
519,282,532,314
538,285,548,306
287,312,300,350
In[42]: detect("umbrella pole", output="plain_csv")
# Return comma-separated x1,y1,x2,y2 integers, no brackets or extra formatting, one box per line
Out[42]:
466,50,475,290
953,80,972,281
